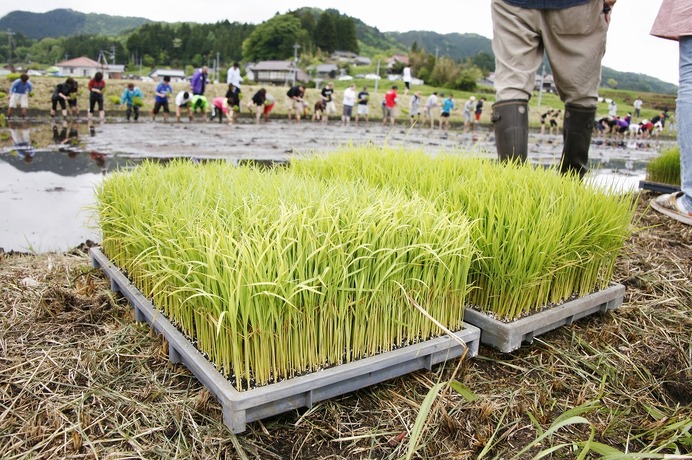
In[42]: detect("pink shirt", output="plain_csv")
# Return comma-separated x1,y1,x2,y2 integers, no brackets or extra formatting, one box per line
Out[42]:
651,0,692,41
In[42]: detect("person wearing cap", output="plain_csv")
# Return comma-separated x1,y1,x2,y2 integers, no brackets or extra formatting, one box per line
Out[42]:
490,0,616,178
463,96,476,133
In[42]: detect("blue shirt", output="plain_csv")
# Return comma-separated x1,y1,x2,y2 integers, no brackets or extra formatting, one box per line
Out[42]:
155,82,173,103
503,0,589,8
121,87,144,106
442,98,455,114
10,79,33,94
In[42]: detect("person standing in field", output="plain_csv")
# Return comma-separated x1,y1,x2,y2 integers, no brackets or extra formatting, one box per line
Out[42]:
88,71,106,124
402,64,412,95
342,84,357,125
633,96,643,118
356,86,370,125
227,62,242,88
152,76,173,122
321,81,337,123
383,85,398,125
491,0,616,178
439,93,455,131
409,92,421,126
8,74,32,119
190,66,208,96
474,97,486,130
424,92,439,129
650,0,692,225
463,96,476,132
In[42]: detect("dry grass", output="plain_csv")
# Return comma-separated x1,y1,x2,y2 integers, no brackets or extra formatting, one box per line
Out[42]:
0,193,690,459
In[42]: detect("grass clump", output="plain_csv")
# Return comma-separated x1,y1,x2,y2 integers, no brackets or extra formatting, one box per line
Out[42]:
95,159,475,389
293,148,637,320
645,146,681,186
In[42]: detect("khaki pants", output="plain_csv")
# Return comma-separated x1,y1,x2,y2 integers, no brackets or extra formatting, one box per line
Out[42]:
491,0,608,106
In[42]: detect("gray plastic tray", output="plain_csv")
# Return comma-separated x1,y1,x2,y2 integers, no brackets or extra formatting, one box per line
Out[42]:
463,283,625,353
90,247,480,433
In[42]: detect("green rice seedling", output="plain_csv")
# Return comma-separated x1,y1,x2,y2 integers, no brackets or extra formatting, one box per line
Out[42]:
95,159,476,388
645,146,681,186
293,147,636,320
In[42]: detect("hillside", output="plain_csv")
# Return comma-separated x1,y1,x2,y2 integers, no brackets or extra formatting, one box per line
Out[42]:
389,30,677,95
0,8,678,94
387,31,494,62
0,9,150,39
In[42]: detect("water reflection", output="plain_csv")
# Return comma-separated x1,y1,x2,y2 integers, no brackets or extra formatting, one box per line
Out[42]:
0,122,676,253
0,122,145,253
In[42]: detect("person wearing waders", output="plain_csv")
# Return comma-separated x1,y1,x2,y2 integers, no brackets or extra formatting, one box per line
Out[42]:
490,0,616,178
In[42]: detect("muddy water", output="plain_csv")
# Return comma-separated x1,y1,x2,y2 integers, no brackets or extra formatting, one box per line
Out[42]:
1,119,676,253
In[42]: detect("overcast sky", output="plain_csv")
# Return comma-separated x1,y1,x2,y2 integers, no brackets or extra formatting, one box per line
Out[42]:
1,0,679,86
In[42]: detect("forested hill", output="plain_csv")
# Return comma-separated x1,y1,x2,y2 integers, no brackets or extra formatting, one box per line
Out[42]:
0,8,678,94
0,9,150,39
387,31,493,62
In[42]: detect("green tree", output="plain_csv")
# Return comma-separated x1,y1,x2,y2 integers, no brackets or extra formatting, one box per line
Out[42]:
470,51,495,74
335,16,358,53
242,14,308,61
315,12,338,53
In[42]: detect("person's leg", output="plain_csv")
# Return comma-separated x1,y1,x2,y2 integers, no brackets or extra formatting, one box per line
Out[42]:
541,1,606,176
98,97,105,123
491,0,542,162
126,105,132,121
162,102,169,122
134,105,140,121
677,36,692,209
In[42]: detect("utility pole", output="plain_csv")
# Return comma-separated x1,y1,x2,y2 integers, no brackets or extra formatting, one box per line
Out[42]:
7,28,15,70
292,43,300,85
374,59,380,93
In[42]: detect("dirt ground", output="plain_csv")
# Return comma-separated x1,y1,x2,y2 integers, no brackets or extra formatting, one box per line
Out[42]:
0,192,690,459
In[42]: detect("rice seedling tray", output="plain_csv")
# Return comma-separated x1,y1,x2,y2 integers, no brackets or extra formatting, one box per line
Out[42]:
638,180,680,194
463,283,625,353
90,247,481,433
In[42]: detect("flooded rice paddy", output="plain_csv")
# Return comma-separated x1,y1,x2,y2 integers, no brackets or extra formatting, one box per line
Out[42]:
1,118,675,253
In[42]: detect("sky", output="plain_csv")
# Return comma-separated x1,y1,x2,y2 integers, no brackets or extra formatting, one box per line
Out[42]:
0,0,680,86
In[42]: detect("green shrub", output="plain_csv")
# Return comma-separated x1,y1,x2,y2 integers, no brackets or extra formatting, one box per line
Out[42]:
646,147,680,185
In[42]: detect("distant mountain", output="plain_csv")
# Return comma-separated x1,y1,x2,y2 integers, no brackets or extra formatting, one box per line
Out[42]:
386,31,493,62
0,9,150,39
388,30,677,94
0,8,677,94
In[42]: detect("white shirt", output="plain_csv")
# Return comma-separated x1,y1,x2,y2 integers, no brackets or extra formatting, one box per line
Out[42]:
227,66,242,86
343,87,356,106
402,66,412,82
425,94,438,108
175,91,191,106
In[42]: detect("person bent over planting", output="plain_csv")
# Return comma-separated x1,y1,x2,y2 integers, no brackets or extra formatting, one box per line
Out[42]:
120,83,143,122
491,0,616,178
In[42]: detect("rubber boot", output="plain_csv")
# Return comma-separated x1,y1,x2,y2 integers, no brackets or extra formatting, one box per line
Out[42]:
560,104,597,179
492,99,529,163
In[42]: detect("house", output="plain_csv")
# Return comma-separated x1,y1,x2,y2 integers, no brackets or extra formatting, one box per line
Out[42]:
149,69,187,82
311,64,339,80
245,61,309,85
55,56,123,79
387,55,409,69
353,56,372,66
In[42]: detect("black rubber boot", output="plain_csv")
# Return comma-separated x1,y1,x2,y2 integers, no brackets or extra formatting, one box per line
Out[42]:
492,99,529,163
560,104,597,179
